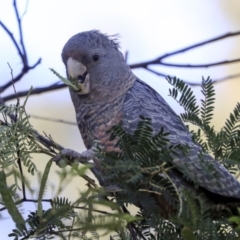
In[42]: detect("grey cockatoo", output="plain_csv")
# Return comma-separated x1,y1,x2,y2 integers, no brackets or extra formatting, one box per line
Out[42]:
59,30,240,211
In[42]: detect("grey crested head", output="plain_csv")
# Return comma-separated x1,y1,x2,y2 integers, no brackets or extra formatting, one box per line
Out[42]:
62,30,136,101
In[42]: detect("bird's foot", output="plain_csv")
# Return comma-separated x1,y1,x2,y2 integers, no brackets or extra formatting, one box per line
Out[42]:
105,184,123,193
53,148,93,168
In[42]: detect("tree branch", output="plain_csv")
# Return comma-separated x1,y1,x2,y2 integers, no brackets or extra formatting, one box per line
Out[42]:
28,114,76,125
0,0,41,93
2,81,65,102
127,31,240,85
0,20,23,62
0,58,41,93
2,70,240,103
13,0,27,65
158,58,240,68
129,31,240,69
20,0,29,19
142,67,240,86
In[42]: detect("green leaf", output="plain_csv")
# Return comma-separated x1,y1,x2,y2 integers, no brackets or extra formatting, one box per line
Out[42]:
0,170,25,229
49,68,79,91
37,160,52,217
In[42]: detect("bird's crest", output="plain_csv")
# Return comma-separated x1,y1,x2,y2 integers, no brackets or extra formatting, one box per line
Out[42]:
88,30,121,50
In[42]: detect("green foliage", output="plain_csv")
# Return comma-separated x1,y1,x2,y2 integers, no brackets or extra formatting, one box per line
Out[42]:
0,104,37,174
97,76,240,239
167,76,240,170
102,116,182,215
37,160,52,217
0,170,25,229
50,68,80,91
2,76,240,239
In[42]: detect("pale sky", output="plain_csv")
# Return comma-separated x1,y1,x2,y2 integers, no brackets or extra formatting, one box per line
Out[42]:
0,0,240,238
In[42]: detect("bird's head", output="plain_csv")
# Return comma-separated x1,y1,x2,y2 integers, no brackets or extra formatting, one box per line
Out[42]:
62,30,135,99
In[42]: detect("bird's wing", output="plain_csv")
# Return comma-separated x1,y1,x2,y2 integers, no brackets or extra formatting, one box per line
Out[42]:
122,79,240,198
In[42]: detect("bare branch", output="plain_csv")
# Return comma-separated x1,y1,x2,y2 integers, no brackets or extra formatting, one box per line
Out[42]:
0,58,42,93
0,20,23,61
143,67,168,78
213,73,240,85
2,81,65,102
7,62,19,103
13,0,27,65
0,0,41,94
158,58,240,68
129,31,240,69
146,67,240,86
28,114,77,125
20,0,29,19
0,198,51,212
3,70,240,103
184,73,240,86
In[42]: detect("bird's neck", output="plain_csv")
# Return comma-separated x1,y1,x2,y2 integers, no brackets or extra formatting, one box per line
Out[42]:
83,71,136,104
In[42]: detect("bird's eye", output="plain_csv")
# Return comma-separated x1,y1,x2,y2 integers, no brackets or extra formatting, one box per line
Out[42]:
92,54,99,61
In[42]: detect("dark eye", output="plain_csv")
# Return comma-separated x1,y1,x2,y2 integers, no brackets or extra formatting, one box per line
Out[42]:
93,54,99,61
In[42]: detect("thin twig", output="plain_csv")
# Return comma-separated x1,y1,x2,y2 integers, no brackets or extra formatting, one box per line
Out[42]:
129,31,240,69
17,150,26,200
144,67,168,78
0,0,41,93
2,81,65,102
198,72,240,86
0,58,41,93
7,62,26,202
20,0,29,19
13,0,27,65
1,31,239,100
158,58,240,68
7,62,19,103
145,67,240,86
121,205,147,240
28,114,76,125
138,188,163,197
0,20,23,62
3,69,240,102
74,206,110,215
0,198,51,212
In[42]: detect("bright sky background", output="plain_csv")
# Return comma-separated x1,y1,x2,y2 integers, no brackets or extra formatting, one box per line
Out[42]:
0,0,240,238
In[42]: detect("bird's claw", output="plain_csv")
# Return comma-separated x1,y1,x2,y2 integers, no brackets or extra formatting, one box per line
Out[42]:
105,184,123,193
53,148,94,168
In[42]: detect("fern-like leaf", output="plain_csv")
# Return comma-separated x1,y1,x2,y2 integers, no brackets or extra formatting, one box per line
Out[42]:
167,76,199,115
200,76,215,125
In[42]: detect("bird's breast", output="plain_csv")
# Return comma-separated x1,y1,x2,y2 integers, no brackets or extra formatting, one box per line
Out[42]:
75,96,125,151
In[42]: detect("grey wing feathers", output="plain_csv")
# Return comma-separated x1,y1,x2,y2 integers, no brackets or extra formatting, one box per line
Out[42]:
122,79,240,198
